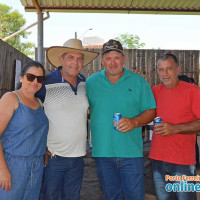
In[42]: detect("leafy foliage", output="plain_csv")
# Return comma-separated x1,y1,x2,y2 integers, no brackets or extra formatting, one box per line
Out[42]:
0,4,34,58
115,33,145,49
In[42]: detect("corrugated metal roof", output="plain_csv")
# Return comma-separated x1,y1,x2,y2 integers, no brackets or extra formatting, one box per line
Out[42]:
20,0,200,15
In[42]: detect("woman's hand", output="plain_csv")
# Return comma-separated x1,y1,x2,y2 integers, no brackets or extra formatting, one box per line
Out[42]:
0,167,11,191
44,148,52,166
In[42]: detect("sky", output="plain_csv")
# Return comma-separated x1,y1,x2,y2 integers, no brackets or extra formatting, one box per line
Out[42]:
1,0,200,50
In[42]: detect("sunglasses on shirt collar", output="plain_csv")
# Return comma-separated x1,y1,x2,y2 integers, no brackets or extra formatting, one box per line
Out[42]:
26,73,45,83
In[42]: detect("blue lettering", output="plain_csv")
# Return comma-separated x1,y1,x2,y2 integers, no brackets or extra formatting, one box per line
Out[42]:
187,183,195,192
173,183,180,192
165,183,173,192
195,184,200,192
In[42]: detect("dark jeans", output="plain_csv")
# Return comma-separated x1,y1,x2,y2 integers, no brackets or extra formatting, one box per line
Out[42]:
95,157,145,200
41,155,84,200
196,136,199,168
152,160,197,200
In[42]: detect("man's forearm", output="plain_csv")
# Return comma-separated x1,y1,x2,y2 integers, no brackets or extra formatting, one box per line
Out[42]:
175,119,200,134
132,109,156,127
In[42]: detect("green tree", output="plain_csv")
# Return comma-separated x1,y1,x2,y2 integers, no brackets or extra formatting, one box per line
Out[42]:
0,3,34,58
115,33,145,49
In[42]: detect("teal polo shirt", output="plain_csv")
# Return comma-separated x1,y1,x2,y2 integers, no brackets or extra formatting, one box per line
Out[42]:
86,68,156,157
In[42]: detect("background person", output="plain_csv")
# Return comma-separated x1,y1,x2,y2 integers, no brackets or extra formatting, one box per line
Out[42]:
149,53,200,200
178,75,200,170
189,77,200,169
0,61,49,200
86,39,156,200
36,39,99,200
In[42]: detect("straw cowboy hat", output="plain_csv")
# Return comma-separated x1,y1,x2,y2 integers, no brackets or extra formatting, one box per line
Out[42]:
46,39,99,68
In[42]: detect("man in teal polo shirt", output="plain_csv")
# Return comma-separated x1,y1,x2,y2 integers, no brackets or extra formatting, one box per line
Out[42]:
86,39,156,200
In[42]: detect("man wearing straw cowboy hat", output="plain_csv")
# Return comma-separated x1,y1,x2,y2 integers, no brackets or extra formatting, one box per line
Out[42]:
36,39,99,200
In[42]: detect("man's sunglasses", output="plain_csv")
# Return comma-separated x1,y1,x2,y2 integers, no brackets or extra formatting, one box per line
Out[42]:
26,73,45,83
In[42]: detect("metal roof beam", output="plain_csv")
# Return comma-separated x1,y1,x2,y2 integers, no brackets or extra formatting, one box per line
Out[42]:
32,0,42,13
24,6,200,13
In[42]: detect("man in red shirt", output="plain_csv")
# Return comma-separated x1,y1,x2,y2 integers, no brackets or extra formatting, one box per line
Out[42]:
149,53,200,200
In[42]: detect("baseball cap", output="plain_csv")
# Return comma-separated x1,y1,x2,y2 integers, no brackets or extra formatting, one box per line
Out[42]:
102,39,124,55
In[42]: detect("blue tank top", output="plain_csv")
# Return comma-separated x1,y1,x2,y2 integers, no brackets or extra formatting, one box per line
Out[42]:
1,92,49,157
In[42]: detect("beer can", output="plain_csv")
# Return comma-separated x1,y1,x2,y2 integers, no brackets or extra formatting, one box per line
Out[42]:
113,113,122,130
154,117,162,125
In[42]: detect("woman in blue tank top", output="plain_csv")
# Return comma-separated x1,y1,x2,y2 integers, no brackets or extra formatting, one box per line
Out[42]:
0,61,49,200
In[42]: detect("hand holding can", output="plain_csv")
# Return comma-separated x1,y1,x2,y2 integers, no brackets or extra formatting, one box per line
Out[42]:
154,117,162,134
113,113,122,130
154,117,162,125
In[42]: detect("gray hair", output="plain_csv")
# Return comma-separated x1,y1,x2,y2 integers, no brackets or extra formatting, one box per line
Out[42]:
157,53,179,67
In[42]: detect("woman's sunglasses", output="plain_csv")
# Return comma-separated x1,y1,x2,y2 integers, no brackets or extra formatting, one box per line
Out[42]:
26,73,45,83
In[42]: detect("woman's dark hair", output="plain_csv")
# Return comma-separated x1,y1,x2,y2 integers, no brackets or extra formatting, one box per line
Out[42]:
189,77,196,84
178,75,197,85
21,60,45,76
16,61,45,89
178,75,190,83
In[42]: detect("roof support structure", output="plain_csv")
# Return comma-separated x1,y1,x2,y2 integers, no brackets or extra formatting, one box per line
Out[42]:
32,0,41,13
21,0,200,15
19,0,200,67
31,0,44,64
37,12,44,64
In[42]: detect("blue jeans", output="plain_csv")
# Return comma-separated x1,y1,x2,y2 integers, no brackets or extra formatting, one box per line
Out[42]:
0,153,44,200
41,155,84,200
152,160,197,200
95,157,145,200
